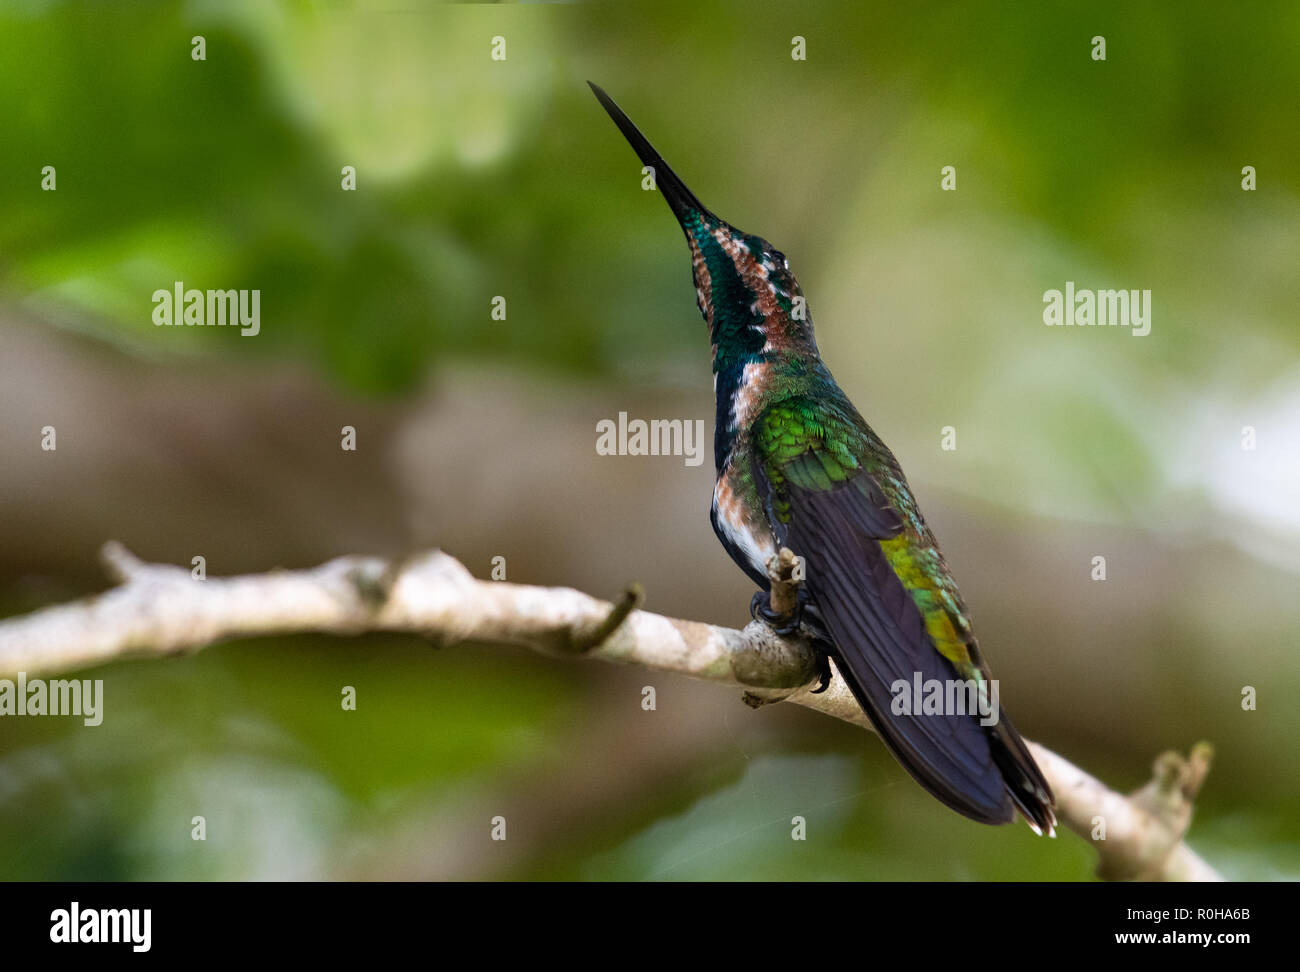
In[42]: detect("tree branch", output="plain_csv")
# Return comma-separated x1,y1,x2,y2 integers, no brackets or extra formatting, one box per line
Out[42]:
0,542,1222,881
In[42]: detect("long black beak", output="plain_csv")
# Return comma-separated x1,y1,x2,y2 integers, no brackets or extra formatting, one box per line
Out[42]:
588,81,716,227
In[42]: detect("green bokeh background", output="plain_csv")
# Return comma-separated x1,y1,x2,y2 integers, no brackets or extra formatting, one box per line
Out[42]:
1,0,1297,880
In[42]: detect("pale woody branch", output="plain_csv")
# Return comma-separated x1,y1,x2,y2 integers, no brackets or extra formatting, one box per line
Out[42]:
0,542,1222,882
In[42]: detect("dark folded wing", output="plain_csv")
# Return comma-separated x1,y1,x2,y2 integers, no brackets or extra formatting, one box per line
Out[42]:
762,458,1014,823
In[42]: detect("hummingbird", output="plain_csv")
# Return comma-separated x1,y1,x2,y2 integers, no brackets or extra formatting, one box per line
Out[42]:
590,82,1056,834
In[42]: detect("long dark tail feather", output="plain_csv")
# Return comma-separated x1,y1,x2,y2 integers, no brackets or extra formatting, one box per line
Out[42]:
804,621,1015,826
807,610,1056,834
782,476,1056,833
988,713,1057,836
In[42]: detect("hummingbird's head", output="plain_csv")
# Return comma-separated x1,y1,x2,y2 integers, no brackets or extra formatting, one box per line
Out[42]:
678,215,814,355
589,82,817,357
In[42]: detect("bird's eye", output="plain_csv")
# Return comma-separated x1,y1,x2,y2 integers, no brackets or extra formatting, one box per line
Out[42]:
770,249,788,268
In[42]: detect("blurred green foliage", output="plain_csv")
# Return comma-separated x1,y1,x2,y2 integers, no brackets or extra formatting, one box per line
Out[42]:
8,2,1293,391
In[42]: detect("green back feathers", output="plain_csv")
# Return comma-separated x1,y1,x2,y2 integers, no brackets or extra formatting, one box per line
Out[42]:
755,398,862,519
754,397,978,673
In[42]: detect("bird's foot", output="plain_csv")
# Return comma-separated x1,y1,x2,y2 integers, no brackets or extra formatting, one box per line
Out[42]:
749,587,806,637
811,652,832,694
